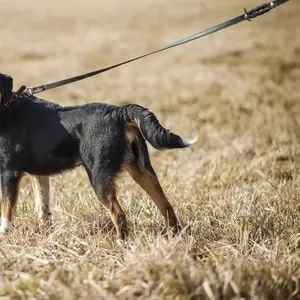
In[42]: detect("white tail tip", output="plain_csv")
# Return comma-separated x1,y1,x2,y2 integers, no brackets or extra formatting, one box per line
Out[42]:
181,136,198,147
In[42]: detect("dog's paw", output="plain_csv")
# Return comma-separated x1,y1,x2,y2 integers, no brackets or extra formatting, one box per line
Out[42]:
0,216,17,234
172,223,183,235
0,217,11,234
0,225,12,234
37,211,53,226
0,227,7,234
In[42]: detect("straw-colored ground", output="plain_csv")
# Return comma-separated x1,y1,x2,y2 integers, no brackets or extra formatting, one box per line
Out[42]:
1,0,300,299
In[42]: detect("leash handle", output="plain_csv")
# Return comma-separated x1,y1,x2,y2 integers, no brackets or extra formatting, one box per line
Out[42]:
18,0,289,97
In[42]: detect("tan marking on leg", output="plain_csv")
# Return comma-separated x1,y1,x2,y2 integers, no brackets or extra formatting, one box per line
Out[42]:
126,163,181,233
31,176,51,224
104,185,127,239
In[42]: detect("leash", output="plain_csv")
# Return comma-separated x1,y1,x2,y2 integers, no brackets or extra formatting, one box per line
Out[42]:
17,0,289,98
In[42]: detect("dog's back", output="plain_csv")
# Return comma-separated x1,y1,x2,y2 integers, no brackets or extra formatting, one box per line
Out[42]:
0,96,196,177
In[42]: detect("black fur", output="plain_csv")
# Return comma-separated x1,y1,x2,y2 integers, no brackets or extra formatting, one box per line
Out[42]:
0,73,194,237
0,88,189,178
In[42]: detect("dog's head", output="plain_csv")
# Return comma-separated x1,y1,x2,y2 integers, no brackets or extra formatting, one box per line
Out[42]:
0,73,13,106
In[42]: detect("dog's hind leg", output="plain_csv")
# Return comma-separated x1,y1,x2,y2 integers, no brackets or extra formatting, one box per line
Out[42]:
91,181,127,239
0,171,22,233
125,138,182,234
81,139,128,239
126,162,181,234
31,176,52,226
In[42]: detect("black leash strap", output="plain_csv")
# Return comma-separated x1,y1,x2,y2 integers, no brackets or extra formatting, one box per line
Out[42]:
26,0,288,95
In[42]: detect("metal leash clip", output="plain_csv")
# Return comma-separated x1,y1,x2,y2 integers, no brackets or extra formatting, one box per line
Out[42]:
25,87,34,95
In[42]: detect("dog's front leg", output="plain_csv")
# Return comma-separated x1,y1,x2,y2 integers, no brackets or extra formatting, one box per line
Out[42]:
31,176,52,226
0,171,22,233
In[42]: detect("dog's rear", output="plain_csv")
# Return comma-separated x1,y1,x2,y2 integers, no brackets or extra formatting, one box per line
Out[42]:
104,104,197,238
72,103,197,239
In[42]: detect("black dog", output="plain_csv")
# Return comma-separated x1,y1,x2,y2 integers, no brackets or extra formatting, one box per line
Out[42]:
0,73,196,238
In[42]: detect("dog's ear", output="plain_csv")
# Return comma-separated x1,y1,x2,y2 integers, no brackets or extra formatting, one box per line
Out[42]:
0,74,13,105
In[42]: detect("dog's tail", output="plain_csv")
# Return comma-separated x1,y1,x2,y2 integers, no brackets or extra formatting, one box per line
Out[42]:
118,104,197,150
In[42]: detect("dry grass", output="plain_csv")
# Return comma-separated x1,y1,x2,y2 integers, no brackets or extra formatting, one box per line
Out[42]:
1,0,300,299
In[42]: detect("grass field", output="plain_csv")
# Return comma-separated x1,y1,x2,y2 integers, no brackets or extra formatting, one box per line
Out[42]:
1,0,300,299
